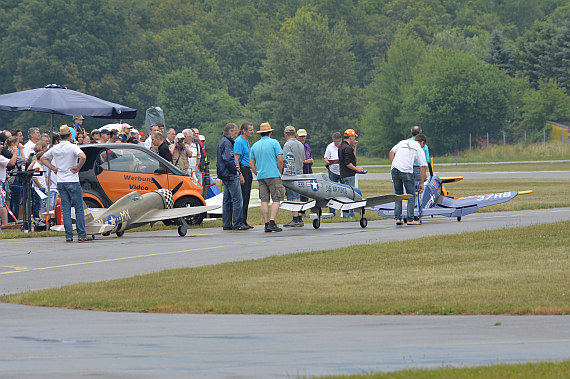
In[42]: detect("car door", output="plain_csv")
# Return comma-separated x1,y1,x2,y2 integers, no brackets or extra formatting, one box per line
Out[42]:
94,147,170,203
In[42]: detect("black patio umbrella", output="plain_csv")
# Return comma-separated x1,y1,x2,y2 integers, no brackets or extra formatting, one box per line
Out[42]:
0,84,137,231
0,84,137,119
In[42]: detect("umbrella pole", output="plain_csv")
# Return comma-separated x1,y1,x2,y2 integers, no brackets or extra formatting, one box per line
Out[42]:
46,113,53,221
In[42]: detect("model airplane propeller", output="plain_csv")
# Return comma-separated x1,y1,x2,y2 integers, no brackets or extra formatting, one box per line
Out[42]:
51,188,219,237
368,160,533,222
280,173,411,229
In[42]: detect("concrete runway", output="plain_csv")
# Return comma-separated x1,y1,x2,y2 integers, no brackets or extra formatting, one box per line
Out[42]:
1,207,569,377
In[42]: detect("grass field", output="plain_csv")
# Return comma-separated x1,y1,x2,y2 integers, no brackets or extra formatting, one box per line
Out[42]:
4,221,568,315
322,360,570,379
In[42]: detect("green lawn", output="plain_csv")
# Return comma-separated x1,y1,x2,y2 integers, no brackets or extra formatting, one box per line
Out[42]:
4,222,568,315
320,360,570,379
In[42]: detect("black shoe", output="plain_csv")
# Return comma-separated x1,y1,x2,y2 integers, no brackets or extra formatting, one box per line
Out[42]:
244,223,254,229
283,219,297,227
266,222,282,232
78,236,93,242
233,225,250,231
66,238,73,243
223,227,233,230
264,223,271,232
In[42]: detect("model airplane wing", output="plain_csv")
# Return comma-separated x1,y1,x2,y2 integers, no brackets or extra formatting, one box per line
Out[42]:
365,194,412,208
439,176,464,183
137,205,219,223
51,223,116,234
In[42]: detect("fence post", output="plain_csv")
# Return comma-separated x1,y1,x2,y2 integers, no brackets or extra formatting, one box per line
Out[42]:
486,132,489,148
503,130,506,145
469,133,472,151
524,130,526,144
543,129,546,145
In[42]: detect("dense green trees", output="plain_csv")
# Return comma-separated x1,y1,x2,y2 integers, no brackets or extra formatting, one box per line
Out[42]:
0,0,568,155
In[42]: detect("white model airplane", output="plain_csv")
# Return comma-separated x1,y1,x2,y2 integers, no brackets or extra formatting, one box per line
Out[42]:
52,189,219,237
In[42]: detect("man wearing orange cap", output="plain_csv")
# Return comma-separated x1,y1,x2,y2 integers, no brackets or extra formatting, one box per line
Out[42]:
338,129,365,218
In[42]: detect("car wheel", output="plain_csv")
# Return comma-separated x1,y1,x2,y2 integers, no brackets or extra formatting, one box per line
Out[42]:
84,198,102,208
174,196,206,226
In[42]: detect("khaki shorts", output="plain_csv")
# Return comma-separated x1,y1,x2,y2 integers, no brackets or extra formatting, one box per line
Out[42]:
258,177,284,203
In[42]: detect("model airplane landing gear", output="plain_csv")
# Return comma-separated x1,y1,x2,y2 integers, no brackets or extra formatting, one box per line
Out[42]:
359,217,368,228
177,218,188,236
457,216,461,222
116,231,124,237
312,208,322,229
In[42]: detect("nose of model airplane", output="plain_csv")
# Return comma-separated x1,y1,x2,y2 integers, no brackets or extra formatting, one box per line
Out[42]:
154,189,175,209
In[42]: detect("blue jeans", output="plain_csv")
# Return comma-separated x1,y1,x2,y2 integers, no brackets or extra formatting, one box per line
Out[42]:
9,177,22,217
340,175,356,218
222,174,243,229
328,171,341,215
391,168,416,221
58,182,86,239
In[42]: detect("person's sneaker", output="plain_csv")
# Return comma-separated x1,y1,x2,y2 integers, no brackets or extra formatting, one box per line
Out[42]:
407,220,421,225
222,227,233,230
66,238,73,243
264,223,271,232
396,219,403,226
293,219,304,227
78,236,93,242
283,219,297,227
244,223,254,229
266,222,282,232
233,225,250,231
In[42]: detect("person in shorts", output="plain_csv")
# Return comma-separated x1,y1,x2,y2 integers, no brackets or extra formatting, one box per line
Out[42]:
249,122,284,232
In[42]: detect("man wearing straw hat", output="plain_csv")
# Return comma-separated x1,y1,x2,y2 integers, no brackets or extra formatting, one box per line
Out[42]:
250,122,284,232
41,125,91,242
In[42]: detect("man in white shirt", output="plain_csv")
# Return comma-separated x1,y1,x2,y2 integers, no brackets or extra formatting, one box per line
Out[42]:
389,134,428,226
144,124,160,149
23,127,41,159
41,125,90,242
323,131,342,215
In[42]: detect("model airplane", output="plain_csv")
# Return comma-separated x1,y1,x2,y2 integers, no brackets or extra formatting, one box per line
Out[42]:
51,188,219,237
280,173,411,229
368,163,533,222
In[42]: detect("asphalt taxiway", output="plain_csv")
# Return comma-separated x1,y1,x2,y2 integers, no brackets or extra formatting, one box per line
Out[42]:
1,207,569,377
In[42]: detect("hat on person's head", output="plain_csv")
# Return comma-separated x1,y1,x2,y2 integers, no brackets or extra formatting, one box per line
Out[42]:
100,128,110,134
73,115,84,121
131,128,139,134
117,134,128,142
59,124,72,136
199,135,205,141
90,128,100,135
284,125,296,134
176,133,185,140
139,131,145,138
121,123,133,129
297,129,307,137
344,128,358,137
257,122,274,133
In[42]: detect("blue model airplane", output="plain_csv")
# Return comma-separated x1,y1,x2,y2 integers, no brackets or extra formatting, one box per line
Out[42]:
280,173,411,229
368,162,533,222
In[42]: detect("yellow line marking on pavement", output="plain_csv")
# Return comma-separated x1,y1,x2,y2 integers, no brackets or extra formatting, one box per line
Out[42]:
0,235,321,276
0,265,28,274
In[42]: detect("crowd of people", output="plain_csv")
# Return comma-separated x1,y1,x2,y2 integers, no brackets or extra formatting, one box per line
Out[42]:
0,115,209,240
0,115,430,239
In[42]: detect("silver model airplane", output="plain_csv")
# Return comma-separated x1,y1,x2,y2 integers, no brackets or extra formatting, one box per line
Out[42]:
51,189,219,237
280,173,411,229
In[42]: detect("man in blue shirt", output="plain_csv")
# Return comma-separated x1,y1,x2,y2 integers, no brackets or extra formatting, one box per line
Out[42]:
217,123,247,231
250,122,284,232
234,122,254,229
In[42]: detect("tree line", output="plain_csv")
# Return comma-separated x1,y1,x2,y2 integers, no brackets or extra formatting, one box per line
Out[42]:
0,0,568,156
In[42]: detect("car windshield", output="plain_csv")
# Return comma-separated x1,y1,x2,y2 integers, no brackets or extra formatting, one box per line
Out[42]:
96,148,161,174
